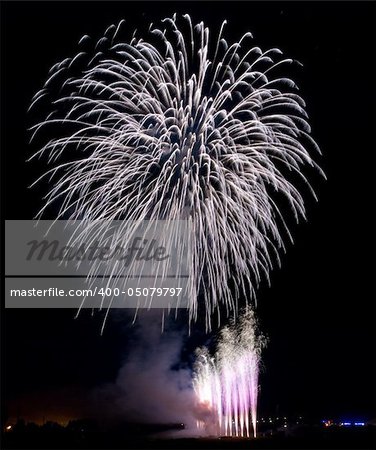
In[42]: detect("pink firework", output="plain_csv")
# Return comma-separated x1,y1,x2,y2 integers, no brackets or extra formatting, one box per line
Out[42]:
194,310,265,438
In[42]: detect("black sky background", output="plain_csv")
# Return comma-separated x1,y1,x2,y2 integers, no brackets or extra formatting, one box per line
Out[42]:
1,1,375,425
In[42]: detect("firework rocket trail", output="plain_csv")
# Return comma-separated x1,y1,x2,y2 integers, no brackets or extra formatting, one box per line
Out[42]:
193,309,265,438
29,14,323,329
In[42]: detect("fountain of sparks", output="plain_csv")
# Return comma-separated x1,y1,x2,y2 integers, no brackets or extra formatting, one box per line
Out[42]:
193,310,265,438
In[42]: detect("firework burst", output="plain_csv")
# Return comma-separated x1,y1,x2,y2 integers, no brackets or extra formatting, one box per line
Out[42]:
29,14,323,328
194,309,265,437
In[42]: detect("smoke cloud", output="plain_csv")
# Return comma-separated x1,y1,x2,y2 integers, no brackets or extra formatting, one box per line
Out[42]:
91,310,204,435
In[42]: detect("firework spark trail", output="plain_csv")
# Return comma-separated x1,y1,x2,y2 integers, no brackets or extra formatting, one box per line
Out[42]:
29,14,323,329
193,310,265,438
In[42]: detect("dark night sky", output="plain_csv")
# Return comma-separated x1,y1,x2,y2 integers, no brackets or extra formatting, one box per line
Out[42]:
1,1,375,425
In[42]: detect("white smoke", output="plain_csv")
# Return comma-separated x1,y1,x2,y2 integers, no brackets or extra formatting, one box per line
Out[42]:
91,310,206,435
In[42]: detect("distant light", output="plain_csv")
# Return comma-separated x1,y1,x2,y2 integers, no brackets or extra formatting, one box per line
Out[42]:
283,424,287,428
283,417,287,420
354,422,365,426
6,425,12,431
340,422,351,426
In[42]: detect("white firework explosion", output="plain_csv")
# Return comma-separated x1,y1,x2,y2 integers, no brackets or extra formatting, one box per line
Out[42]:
29,14,323,328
